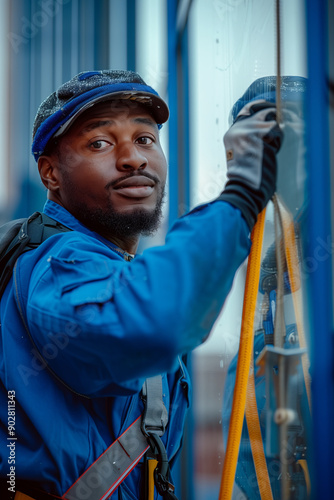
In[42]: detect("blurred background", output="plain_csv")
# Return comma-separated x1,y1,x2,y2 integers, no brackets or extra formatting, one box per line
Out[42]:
0,1,333,499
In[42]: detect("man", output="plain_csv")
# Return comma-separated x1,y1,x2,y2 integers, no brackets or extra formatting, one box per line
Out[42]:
0,70,282,499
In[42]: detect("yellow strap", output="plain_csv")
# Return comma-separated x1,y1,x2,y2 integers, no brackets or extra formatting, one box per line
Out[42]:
218,209,266,500
245,349,274,500
275,195,312,410
147,458,158,500
297,459,311,496
15,492,36,500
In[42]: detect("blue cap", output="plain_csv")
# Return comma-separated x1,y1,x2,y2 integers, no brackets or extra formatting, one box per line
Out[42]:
231,75,307,123
32,70,169,161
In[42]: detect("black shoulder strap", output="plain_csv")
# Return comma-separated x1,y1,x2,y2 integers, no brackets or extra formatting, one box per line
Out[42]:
0,211,71,299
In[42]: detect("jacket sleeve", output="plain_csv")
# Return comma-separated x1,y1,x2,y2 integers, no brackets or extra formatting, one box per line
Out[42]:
22,200,251,397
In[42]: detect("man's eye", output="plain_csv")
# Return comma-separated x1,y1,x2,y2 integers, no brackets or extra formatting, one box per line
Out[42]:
136,136,153,145
89,140,110,150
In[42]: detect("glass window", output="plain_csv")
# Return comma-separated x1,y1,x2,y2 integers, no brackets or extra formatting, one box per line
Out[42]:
0,0,10,216
188,1,309,498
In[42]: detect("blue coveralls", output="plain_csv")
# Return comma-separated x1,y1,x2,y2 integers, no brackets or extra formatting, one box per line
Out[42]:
0,199,250,499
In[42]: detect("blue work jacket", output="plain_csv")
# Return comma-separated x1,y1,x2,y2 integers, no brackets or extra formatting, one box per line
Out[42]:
0,199,251,499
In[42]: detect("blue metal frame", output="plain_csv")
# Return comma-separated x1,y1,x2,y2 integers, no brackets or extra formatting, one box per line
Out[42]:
305,0,334,497
167,0,179,227
167,0,191,226
179,21,191,217
6,0,131,221
167,1,194,498
127,0,136,71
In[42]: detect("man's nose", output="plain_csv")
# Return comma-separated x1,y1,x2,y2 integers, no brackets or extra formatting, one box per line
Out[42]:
115,143,147,171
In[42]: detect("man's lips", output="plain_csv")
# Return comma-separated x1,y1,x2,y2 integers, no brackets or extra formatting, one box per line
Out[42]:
113,175,155,198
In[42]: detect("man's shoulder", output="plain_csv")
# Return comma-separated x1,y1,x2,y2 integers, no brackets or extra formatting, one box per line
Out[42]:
25,228,120,263
13,229,122,305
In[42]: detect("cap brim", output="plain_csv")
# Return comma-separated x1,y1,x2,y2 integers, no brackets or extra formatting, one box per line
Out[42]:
54,90,169,138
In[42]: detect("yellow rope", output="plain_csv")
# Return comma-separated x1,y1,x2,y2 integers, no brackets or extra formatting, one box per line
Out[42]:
245,350,274,500
219,197,310,499
218,209,266,500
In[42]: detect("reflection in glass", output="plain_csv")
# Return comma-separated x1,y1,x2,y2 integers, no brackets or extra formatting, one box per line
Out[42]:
189,1,309,498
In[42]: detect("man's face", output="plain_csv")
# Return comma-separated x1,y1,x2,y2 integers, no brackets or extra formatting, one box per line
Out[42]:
48,100,168,241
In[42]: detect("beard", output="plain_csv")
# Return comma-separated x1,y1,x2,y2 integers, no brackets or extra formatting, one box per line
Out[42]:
82,194,165,239
65,184,166,241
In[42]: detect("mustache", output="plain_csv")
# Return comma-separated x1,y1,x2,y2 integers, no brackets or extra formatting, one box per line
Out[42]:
105,171,160,190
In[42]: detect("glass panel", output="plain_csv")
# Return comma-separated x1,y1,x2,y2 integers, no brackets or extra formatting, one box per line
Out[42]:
188,1,309,498
329,0,334,321
136,0,168,251
0,0,10,216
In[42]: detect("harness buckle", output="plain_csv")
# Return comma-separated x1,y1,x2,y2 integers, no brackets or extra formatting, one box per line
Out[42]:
147,432,178,500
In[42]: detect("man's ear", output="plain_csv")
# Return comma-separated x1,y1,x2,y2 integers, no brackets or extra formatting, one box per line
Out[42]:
38,155,60,192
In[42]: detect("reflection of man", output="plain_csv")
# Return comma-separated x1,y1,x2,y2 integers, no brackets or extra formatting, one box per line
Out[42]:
231,75,307,214
0,70,282,499
223,76,309,500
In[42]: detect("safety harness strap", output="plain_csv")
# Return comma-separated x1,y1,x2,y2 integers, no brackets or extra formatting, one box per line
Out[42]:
141,375,168,437
62,414,149,500
62,375,169,500
142,376,178,499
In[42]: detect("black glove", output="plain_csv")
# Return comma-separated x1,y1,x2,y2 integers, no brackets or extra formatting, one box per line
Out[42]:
218,100,283,230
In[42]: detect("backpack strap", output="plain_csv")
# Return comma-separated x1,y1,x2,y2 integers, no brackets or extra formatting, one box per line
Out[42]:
0,212,71,299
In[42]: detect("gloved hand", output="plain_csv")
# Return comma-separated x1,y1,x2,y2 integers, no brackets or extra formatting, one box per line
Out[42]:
218,100,283,230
